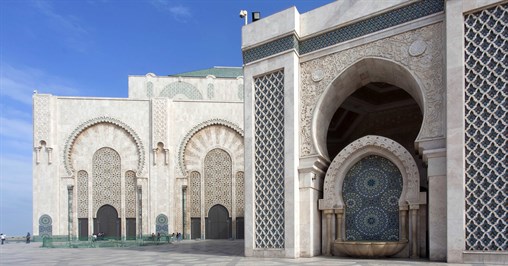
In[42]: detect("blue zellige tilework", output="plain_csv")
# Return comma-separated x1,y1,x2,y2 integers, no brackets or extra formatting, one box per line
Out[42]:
242,0,444,63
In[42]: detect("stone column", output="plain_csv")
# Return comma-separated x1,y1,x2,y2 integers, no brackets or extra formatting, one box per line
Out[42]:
324,210,334,256
67,185,74,242
410,206,419,258
399,206,409,241
137,185,142,239
335,209,343,241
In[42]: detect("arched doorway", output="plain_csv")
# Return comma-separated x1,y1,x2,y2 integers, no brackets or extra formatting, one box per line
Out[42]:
95,205,120,239
206,204,231,239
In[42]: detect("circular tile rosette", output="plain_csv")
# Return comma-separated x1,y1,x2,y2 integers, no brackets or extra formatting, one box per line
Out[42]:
39,214,52,225
354,168,389,198
355,207,389,237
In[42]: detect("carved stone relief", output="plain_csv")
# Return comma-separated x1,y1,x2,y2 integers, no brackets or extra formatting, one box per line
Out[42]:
204,148,232,215
64,117,145,177
300,23,444,156
93,147,121,216
34,94,51,147
152,98,168,149
179,120,244,176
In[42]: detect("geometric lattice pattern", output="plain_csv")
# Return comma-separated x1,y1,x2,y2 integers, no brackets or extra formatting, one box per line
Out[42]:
93,147,121,217
207,83,214,99
464,3,508,251
236,172,245,217
77,170,88,218
254,70,285,249
190,171,201,217
243,35,299,64
343,155,402,241
125,171,136,218
159,81,203,99
204,148,232,216
39,214,53,238
242,0,444,63
156,214,169,235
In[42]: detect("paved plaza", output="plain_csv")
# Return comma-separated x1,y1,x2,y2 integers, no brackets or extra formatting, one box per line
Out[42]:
0,240,488,266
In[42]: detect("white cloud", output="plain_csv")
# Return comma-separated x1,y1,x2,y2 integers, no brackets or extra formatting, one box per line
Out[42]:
150,0,192,23
0,63,81,105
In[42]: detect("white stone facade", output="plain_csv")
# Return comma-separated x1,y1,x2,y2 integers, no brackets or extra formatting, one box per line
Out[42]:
33,68,245,241
33,0,507,264
242,0,506,263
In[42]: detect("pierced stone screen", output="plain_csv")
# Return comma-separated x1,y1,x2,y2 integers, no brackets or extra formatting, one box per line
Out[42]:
464,3,507,251
254,70,285,249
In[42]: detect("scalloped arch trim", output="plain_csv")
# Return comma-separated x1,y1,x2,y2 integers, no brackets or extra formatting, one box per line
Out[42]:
178,119,244,176
320,135,420,210
63,116,145,176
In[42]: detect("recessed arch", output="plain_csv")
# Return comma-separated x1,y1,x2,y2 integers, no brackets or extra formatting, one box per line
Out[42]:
179,119,244,176
312,57,426,160
63,117,145,176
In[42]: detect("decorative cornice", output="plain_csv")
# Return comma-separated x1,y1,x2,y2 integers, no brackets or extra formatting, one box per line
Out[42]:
178,119,244,176
63,116,145,176
242,0,444,64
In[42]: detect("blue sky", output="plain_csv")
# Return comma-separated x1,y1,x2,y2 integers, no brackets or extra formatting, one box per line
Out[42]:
0,0,332,236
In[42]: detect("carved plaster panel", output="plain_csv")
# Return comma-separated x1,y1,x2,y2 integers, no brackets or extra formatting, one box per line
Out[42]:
34,94,51,147
178,119,244,176
152,98,168,148
320,135,420,210
63,117,145,176
300,23,444,156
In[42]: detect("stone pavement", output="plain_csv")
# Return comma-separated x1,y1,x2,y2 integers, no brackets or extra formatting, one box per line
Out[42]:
0,240,481,265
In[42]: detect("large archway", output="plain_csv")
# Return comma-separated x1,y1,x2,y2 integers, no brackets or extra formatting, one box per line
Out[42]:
312,57,425,160
206,204,231,239
316,58,427,258
95,205,120,239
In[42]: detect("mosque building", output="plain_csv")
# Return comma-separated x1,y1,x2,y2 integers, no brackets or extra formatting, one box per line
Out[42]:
33,0,506,264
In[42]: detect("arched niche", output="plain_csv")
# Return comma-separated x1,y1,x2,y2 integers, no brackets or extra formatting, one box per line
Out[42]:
312,57,425,160
319,135,421,258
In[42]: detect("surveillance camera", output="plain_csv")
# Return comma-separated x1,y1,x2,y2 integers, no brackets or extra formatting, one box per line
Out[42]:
239,10,247,18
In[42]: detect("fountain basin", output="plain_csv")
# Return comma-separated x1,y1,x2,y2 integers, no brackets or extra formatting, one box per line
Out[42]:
334,239,408,258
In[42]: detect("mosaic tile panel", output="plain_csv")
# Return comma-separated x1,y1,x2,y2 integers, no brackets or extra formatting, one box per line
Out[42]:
159,81,203,99
77,170,88,218
156,214,169,235
464,3,507,251
343,155,402,241
242,0,444,63
93,147,121,216
254,70,285,249
204,149,232,215
39,214,53,238
125,171,136,218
